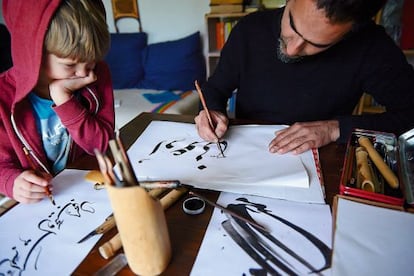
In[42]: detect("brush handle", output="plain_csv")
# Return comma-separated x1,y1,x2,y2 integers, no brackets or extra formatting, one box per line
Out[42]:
358,136,399,189
99,234,123,259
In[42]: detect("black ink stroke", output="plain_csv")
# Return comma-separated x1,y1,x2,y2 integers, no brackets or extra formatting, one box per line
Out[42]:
0,199,96,275
221,197,331,275
137,138,228,170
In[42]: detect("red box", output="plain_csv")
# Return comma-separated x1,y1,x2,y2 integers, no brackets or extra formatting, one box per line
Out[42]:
339,128,414,206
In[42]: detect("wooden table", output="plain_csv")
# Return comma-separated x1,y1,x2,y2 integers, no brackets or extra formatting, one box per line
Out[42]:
73,112,346,275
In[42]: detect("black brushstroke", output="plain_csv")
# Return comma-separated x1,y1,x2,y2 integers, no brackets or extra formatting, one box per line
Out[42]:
222,220,281,275
149,141,165,155
165,139,184,149
138,138,228,170
0,199,97,275
220,197,331,275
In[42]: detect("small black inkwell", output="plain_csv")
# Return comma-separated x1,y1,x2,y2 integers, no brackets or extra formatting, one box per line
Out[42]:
182,197,205,215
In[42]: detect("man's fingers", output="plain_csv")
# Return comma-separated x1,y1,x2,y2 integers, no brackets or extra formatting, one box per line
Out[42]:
195,110,228,141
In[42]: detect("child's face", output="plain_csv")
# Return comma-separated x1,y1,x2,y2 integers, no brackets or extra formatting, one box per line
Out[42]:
41,53,96,83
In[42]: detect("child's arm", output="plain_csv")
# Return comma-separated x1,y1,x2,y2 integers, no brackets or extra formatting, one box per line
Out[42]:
49,70,97,106
53,62,115,155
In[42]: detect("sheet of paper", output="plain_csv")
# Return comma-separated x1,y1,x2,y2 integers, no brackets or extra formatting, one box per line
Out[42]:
0,169,112,275
331,198,414,275
127,121,325,203
190,192,332,275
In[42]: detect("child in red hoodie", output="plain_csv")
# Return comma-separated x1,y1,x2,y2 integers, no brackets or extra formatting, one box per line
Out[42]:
0,0,115,203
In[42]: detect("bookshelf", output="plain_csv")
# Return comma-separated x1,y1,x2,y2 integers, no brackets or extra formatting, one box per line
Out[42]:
205,12,249,76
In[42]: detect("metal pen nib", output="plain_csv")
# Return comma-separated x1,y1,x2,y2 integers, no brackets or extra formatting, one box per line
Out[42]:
49,195,56,205
216,141,225,158
46,186,56,205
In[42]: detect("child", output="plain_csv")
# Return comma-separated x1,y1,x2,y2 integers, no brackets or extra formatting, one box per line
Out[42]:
0,0,114,203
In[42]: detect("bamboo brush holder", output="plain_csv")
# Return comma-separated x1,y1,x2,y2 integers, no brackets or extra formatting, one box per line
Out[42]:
106,185,171,275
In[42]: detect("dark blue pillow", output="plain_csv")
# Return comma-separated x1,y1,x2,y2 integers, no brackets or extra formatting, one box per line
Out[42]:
138,32,206,91
105,32,147,89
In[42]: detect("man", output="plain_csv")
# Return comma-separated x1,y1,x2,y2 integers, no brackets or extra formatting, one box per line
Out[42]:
195,0,414,154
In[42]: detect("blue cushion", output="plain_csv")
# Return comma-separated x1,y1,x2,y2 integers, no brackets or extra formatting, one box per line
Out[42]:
105,32,147,89
138,32,206,91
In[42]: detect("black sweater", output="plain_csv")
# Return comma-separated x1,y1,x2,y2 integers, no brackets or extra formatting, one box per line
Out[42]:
202,8,414,143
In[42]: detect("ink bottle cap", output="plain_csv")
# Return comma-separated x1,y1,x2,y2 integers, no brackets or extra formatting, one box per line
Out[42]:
183,197,205,215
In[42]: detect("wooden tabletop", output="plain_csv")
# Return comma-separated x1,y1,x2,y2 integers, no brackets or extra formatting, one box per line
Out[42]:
72,112,346,275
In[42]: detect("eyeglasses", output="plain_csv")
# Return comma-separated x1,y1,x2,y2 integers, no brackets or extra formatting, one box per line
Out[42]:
288,12,334,49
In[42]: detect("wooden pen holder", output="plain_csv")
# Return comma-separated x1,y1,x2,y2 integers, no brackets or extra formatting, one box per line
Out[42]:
106,184,171,275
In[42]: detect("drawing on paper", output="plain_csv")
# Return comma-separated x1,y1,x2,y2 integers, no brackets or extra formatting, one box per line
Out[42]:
138,139,228,170
222,197,332,275
0,199,96,275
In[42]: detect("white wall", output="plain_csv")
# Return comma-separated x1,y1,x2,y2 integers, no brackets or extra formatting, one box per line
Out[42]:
0,0,210,47
103,0,210,44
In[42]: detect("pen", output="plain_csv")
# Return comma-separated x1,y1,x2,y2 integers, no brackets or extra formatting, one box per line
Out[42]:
195,80,225,158
138,180,182,189
23,147,55,205
78,213,116,243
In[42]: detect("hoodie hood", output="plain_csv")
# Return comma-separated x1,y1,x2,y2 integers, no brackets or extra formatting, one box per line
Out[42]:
3,0,61,105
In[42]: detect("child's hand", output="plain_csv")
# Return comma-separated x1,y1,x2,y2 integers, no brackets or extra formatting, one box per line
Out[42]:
49,70,97,105
13,170,53,204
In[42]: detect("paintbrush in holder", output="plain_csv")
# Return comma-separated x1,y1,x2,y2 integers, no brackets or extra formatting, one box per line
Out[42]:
95,134,172,275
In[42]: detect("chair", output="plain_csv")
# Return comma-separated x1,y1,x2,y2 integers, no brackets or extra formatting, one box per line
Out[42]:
353,93,386,115
111,0,142,33
353,7,390,116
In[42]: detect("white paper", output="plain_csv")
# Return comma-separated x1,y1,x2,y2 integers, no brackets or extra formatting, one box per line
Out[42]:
190,192,332,275
332,198,414,275
0,169,112,275
127,121,325,203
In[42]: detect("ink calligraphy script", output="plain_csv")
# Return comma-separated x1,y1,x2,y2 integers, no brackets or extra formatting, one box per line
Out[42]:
191,192,333,275
128,121,325,203
0,169,112,275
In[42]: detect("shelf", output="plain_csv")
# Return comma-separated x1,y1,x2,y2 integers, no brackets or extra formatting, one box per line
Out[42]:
205,12,250,19
205,12,249,76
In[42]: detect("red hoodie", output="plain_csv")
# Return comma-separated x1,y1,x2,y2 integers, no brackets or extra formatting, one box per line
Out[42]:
0,0,115,198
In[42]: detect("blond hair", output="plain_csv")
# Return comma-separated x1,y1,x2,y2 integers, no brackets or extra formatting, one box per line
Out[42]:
44,0,110,62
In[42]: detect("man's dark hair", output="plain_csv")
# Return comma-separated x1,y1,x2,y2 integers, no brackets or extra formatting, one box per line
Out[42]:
316,0,387,24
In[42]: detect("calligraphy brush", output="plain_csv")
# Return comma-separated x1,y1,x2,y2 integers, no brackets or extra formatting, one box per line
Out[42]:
94,149,124,187
194,80,225,158
23,147,55,205
109,131,139,186
94,149,113,185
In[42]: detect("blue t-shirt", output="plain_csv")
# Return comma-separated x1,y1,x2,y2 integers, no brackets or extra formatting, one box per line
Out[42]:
28,92,70,174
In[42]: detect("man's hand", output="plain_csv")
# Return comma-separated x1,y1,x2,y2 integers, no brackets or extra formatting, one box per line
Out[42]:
269,120,340,154
49,70,97,105
13,170,52,204
194,110,229,142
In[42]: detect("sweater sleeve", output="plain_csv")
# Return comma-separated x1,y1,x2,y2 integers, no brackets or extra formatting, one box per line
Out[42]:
53,62,115,155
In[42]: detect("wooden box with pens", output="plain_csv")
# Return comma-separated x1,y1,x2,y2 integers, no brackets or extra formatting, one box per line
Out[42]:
339,128,414,207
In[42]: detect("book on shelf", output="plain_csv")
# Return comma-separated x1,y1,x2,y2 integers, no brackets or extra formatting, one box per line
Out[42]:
244,0,264,12
210,0,244,4
215,21,225,50
262,0,286,9
215,19,239,50
210,4,244,13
